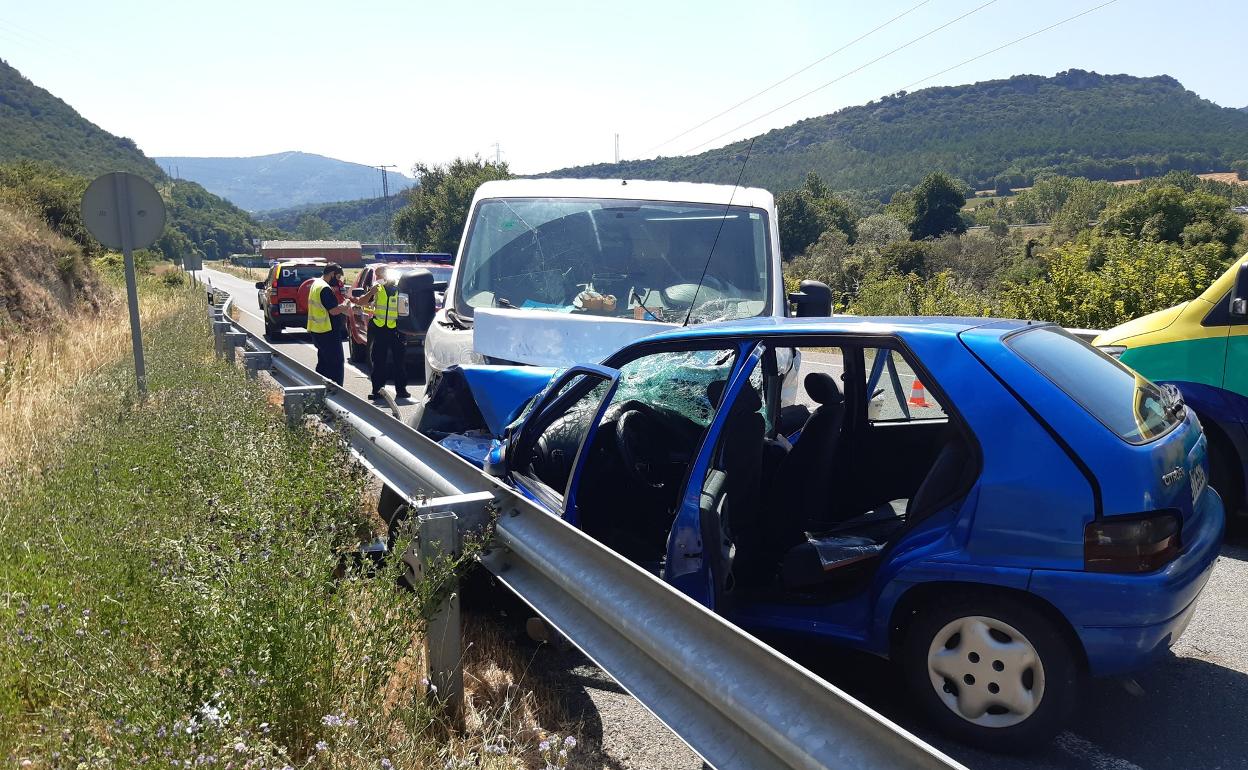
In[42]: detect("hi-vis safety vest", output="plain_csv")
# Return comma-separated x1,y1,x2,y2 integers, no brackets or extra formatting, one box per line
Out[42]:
306,278,332,333
372,283,399,329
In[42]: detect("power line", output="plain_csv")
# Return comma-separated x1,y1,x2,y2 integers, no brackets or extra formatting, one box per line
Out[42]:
898,0,1119,92
644,0,931,156
684,0,1001,154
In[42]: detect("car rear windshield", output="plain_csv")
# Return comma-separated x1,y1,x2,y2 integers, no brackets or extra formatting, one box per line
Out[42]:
1006,326,1180,444
276,266,323,287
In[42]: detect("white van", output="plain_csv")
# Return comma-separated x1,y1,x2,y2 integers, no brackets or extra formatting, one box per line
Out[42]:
423,178,813,386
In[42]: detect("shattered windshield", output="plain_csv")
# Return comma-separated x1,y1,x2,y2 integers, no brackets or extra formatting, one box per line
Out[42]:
455,198,772,324
611,348,739,427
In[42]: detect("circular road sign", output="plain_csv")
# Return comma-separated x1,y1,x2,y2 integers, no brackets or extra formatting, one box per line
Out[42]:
81,172,167,251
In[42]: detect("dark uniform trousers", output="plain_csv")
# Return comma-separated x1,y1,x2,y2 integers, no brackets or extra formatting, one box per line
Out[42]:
369,325,407,394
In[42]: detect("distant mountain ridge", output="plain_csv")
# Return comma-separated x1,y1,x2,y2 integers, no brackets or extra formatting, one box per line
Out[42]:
156,152,414,212
0,58,161,179
548,70,1248,198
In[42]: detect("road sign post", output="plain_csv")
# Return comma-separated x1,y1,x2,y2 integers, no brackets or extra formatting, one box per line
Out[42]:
81,173,167,398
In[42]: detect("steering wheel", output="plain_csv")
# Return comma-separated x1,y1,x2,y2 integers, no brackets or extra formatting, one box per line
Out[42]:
613,402,669,488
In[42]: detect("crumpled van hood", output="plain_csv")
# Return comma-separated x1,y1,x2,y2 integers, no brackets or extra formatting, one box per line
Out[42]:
472,307,671,367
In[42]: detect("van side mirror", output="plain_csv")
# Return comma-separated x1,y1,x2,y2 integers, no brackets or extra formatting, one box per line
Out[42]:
788,280,833,317
254,281,265,290
1232,262,1248,319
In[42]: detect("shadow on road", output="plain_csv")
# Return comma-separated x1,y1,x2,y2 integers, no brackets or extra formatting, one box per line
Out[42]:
768,634,1248,769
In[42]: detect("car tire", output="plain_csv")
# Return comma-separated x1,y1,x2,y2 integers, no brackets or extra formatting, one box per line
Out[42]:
901,592,1078,752
263,316,279,339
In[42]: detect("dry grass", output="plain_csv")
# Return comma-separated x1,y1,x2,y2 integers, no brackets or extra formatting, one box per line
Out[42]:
0,285,182,469
213,261,266,281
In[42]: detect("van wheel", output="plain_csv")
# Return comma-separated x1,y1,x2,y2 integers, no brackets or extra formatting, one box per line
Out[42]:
901,593,1077,752
1207,434,1244,527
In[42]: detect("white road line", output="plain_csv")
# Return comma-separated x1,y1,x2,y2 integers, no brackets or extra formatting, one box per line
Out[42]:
1055,732,1145,770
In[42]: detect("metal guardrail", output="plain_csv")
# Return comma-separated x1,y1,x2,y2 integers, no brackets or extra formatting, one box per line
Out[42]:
205,287,966,770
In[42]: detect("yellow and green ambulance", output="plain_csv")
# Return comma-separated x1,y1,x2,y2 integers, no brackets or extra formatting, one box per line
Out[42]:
1094,254,1248,521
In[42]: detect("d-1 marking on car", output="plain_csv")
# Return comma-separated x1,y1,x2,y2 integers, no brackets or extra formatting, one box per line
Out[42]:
391,314,1224,752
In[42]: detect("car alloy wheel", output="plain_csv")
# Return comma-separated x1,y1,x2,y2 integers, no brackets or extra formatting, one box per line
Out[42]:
926,615,1045,728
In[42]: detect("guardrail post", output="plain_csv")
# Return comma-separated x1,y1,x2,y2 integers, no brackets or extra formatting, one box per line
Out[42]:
414,510,462,719
212,320,232,358
242,350,272,379
282,384,325,425
225,331,247,364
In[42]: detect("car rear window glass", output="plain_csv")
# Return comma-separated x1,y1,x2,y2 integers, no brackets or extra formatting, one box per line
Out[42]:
1006,326,1180,444
276,266,323,287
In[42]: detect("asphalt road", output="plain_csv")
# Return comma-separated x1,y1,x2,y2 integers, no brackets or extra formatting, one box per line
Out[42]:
195,269,1248,769
195,267,425,424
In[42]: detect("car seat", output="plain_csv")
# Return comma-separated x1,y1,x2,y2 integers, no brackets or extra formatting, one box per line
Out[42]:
779,438,972,590
771,372,848,539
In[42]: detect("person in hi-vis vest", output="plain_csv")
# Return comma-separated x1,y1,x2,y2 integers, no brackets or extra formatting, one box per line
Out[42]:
306,263,357,386
356,266,410,401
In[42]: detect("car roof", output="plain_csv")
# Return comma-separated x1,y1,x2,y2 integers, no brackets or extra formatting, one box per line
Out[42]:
474,177,775,211
638,315,1038,344
275,259,327,267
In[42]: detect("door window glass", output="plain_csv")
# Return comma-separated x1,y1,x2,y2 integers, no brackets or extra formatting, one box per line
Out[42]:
864,348,947,422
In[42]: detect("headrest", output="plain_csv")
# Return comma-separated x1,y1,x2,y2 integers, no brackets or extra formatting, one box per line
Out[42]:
706,379,763,413
804,372,843,406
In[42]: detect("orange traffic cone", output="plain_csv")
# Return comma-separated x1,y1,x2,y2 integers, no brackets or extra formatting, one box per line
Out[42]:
908,379,932,408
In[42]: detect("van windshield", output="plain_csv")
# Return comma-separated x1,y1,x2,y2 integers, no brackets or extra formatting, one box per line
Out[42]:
455,198,772,323
1007,326,1181,444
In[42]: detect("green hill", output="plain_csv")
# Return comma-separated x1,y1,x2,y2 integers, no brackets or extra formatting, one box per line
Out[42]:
0,59,272,258
550,70,1248,198
0,58,160,180
156,152,414,212
254,194,409,241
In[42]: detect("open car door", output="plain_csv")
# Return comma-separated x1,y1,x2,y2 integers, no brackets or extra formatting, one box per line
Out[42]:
505,364,621,514
667,343,765,610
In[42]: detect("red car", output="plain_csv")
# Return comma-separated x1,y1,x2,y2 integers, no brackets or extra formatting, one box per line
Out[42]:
255,259,334,338
345,259,449,364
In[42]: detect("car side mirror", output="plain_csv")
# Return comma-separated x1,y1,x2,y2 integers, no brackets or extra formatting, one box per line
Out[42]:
484,438,509,478
254,281,265,290
788,279,833,317
1232,262,1248,319
350,287,365,298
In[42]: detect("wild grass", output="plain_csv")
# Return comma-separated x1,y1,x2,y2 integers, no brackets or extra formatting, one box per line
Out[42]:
0,288,585,769
0,276,182,470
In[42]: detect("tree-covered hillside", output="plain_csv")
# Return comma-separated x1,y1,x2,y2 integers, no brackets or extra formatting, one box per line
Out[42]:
0,59,159,179
551,71,1248,200
0,60,276,259
157,152,414,212
255,194,408,242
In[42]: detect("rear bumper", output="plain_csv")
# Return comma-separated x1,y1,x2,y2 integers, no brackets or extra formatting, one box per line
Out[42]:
1029,488,1225,677
271,311,307,328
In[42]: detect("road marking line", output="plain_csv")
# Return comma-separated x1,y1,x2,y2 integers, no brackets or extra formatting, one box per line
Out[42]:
1055,732,1144,770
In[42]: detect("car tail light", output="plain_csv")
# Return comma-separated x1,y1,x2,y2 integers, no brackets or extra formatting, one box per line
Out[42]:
1084,511,1181,573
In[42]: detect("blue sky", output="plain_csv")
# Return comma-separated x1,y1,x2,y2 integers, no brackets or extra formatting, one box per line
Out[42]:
2,0,1245,177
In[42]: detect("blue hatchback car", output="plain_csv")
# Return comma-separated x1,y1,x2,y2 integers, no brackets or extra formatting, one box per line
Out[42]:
405,316,1224,750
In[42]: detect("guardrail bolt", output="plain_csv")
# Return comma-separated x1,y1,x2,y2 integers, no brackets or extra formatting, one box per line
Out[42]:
413,511,463,722
242,350,273,379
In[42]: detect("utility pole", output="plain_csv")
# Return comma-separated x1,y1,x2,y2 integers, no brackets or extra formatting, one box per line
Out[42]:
614,133,620,163
376,164,397,249
491,142,502,165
